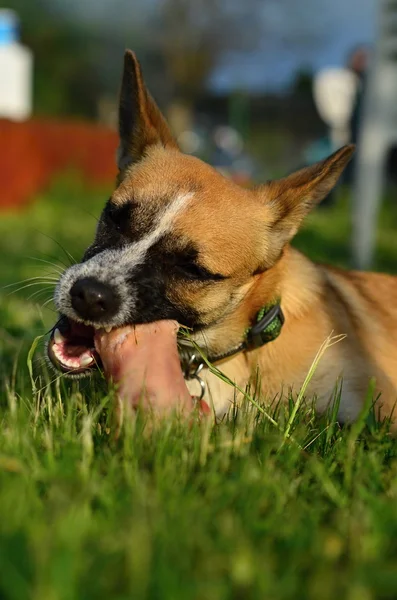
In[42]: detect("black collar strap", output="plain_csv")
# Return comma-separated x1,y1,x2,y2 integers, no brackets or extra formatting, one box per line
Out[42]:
179,302,285,380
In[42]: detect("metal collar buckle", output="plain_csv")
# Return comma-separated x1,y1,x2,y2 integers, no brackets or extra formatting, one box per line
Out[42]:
178,302,284,403
181,350,206,401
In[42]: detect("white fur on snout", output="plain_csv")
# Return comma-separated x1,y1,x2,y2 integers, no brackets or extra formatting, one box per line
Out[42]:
54,256,134,326
55,192,194,324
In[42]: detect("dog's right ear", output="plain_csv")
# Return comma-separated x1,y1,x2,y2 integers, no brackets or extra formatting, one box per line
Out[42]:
117,50,179,176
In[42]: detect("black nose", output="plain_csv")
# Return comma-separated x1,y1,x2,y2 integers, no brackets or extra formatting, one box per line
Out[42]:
70,278,120,321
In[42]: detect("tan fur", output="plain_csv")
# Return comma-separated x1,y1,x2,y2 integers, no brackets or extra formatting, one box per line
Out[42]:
113,52,397,427
190,248,397,425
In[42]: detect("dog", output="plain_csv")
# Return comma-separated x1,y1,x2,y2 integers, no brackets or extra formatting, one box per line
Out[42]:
47,50,397,427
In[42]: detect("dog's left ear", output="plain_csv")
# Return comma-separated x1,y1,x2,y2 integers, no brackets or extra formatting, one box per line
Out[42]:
257,144,354,252
117,50,179,176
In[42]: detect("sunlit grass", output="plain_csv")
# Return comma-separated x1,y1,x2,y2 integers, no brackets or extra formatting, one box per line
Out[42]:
2,176,397,599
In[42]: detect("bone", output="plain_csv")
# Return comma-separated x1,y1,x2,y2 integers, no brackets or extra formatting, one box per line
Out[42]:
94,320,194,414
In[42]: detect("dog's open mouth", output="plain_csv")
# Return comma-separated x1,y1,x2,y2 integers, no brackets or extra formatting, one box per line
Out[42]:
48,317,195,412
48,316,101,377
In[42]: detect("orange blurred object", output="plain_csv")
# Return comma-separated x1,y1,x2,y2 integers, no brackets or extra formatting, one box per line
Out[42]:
0,119,118,209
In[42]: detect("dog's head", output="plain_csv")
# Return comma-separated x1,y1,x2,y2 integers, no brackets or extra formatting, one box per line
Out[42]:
48,50,354,380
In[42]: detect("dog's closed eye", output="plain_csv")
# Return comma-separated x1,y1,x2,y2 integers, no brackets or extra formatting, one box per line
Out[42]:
174,260,226,282
162,244,228,282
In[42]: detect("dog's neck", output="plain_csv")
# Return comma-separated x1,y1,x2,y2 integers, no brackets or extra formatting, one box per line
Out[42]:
192,246,324,360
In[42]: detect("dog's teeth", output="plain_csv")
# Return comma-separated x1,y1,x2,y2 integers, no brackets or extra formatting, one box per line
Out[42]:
104,326,112,333
54,328,65,345
80,355,94,367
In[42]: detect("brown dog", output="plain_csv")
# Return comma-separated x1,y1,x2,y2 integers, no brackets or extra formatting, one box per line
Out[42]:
47,50,397,426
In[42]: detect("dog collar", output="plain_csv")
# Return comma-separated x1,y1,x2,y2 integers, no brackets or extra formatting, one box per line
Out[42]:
179,302,285,399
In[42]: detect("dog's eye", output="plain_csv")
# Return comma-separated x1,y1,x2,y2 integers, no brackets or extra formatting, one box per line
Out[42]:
175,261,225,281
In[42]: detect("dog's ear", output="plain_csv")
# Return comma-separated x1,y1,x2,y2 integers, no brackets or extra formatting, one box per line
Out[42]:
117,50,179,175
258,144,354,257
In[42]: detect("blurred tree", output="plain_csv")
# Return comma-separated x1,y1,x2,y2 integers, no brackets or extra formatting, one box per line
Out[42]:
7,0,110,118
149,0,264,103
6,0,334,120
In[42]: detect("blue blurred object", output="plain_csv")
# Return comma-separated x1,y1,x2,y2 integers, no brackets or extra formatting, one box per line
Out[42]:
0,9,19,46
302,136,333,166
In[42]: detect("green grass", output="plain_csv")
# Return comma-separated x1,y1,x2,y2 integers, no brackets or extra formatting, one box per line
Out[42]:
2,176,397,599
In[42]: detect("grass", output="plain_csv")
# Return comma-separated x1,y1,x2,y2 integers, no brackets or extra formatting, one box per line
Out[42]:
2,175,397,599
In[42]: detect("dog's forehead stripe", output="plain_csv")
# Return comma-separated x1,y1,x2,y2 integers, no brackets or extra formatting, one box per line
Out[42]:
54,192,194,325
132,191,193,259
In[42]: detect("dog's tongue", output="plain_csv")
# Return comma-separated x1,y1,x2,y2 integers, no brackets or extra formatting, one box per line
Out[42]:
94,320,194,413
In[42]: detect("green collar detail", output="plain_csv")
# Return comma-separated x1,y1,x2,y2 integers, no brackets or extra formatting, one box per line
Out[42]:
244,300,284,350
180,300,285,380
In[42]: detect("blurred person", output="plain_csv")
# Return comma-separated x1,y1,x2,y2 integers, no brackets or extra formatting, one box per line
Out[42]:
348,46,370,148
307,45,370,206
343,46,370,183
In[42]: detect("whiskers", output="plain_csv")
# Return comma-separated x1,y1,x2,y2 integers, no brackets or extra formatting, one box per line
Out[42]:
2,249,72,310
32,230,77,268
3,238,84,394
3,274,57,310
3,275,58,295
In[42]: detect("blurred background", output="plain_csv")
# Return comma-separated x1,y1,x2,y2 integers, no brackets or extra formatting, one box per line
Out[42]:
0,0,381,202
2,0,397,368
